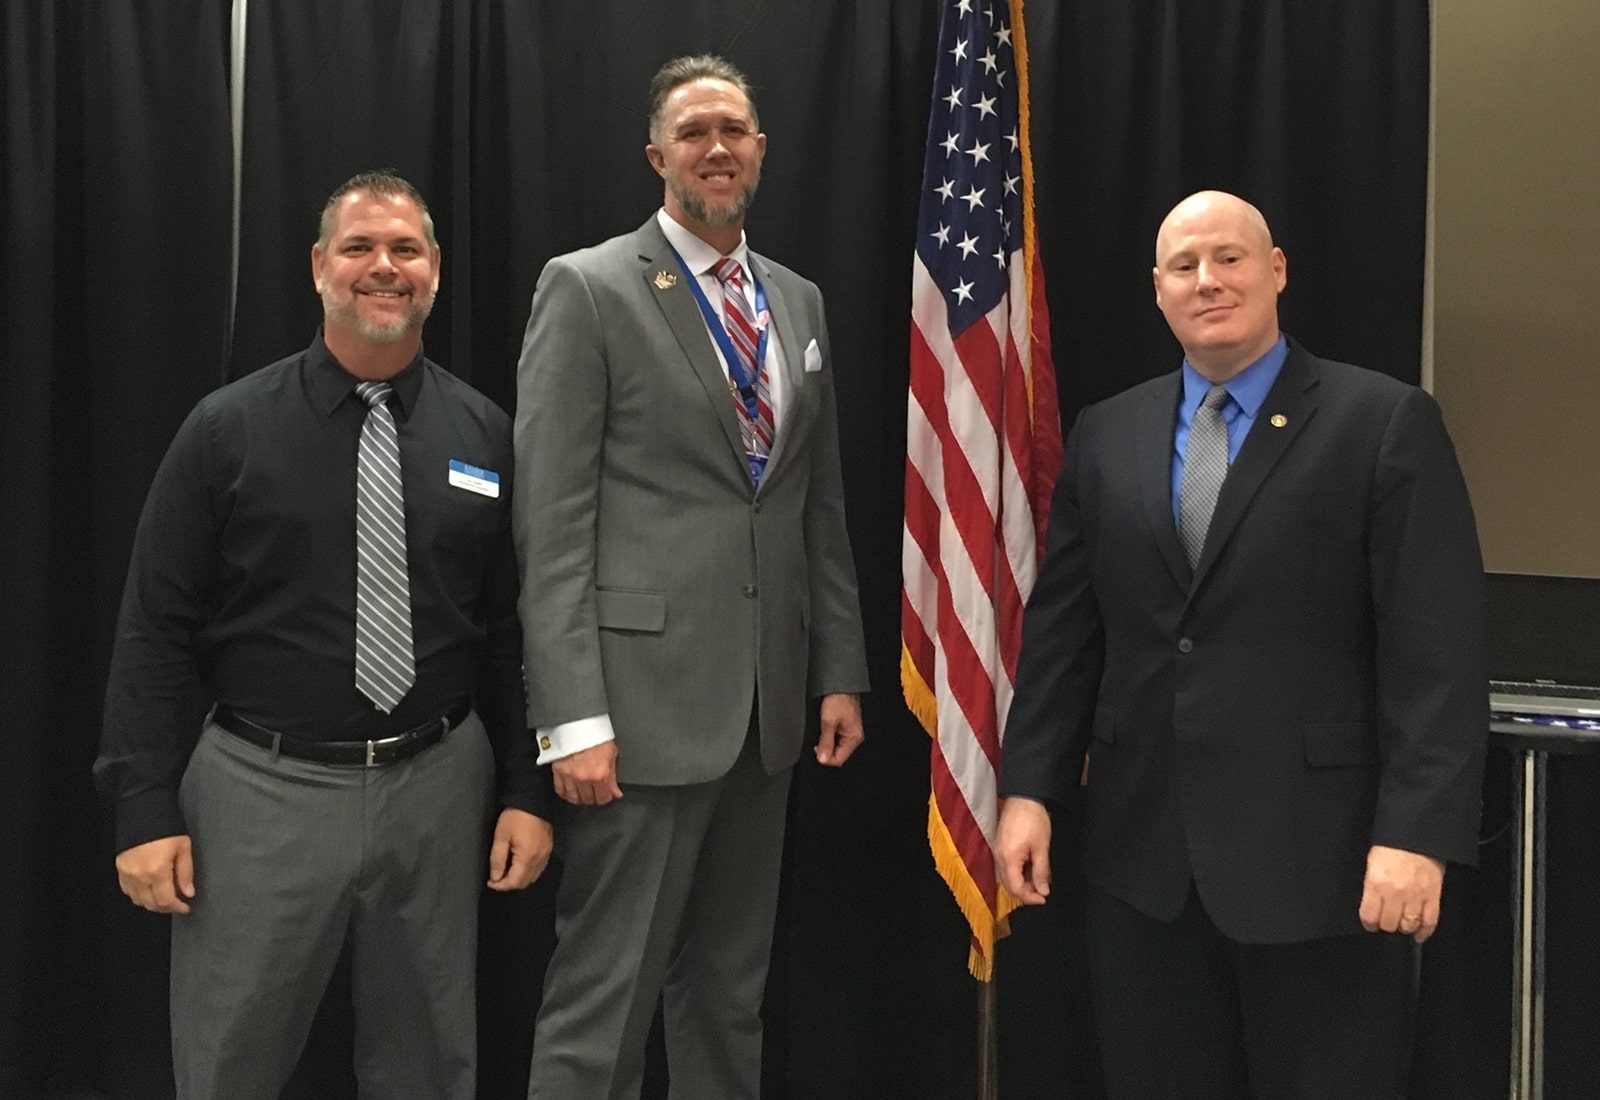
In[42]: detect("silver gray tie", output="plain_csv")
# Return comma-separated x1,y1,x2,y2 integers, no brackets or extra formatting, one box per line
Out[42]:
354,381,415,712
1179,385,1231,569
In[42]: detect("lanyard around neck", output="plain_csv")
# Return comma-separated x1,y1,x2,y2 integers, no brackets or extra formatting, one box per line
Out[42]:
665,243,770,408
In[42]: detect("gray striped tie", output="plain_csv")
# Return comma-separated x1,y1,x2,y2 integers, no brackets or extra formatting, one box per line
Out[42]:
1179,385,1231,569
354,381,415,712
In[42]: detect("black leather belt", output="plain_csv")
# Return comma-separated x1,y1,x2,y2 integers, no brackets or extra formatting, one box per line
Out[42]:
211,700,470,767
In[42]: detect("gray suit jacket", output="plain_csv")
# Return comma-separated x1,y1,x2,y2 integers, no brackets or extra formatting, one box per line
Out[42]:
512,215,870,784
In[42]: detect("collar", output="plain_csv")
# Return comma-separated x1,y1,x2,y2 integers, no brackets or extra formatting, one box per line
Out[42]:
655,208,753,281
1180,333,1288,420
305,328,425,419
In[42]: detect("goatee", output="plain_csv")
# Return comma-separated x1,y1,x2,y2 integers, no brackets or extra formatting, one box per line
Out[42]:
671,172,760,228
322,289,434,343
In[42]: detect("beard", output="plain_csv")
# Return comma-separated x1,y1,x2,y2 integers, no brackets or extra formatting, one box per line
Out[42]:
322,286,434,343
670,167,761,228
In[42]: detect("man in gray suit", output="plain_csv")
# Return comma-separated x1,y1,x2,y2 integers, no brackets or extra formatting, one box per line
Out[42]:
512,55,870,1099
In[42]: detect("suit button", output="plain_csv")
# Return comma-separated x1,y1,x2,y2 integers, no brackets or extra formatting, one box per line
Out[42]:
743,584,758,598
753,501,763,514
1177,637,1194,654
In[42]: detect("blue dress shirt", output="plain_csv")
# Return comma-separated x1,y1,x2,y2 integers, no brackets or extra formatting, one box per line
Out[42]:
1171,335,1289,525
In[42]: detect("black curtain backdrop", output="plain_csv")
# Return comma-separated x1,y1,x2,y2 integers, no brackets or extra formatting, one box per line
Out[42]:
3,3,234,1098
9,2,1593,1098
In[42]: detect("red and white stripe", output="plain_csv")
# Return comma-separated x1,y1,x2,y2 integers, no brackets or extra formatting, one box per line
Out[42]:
903,243,1058,980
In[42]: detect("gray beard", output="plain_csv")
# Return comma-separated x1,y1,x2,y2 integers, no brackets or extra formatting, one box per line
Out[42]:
323,291,433,342
670,175,759,228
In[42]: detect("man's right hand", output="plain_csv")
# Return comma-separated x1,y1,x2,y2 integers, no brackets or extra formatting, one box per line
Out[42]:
115,835,195,915
552,741,622,806
995,797,1053,905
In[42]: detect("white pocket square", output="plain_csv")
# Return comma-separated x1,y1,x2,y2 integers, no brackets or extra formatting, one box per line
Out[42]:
803,339,822,373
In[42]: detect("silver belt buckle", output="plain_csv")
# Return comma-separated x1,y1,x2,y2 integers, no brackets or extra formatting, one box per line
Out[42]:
365,732,407,767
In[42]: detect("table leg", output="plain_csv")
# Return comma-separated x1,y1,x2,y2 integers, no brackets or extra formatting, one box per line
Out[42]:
1510,748,1547,1100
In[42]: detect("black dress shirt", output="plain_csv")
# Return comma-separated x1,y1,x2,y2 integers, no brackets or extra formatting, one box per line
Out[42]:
96,333,547,852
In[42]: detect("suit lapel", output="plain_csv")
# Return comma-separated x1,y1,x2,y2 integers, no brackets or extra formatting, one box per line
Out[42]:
1137,373,1191,590
1189,346,1321,590
635,218,745,465
751,254,810,483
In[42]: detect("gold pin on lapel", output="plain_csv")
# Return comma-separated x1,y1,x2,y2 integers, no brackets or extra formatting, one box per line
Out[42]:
1270,413,1288,429
653,271,678,290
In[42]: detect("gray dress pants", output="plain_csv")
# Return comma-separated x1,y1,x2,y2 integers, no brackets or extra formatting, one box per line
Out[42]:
528,724,792,1100
169,713,493,1100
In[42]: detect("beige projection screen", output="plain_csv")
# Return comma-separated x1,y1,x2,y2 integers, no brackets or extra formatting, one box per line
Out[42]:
1429,0,1600,579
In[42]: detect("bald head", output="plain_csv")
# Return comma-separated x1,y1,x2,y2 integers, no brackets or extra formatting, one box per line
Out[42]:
1151,190,1287,382
1155,191,1273,265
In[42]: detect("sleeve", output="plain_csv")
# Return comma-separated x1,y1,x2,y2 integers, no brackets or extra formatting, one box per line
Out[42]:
512,256,615,732
999,414,1107,807
535,714,616,763
93,402,221,853
799,292,870,698
1367,387,1489,866
475,430,553,819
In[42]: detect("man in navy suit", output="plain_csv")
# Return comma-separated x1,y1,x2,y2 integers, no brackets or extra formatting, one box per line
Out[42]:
997,191,1486,1097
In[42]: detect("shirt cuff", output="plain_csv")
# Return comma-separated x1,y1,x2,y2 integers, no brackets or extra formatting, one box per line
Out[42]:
535,713,615,764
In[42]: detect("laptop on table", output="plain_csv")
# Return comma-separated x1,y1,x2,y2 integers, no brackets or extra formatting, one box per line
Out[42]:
1486,572,1600,721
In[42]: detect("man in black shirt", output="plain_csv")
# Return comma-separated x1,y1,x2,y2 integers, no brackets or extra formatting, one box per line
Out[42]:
95,171,552,1100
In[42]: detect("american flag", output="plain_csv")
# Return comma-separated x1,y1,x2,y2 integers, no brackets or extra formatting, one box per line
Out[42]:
902,0,1060,980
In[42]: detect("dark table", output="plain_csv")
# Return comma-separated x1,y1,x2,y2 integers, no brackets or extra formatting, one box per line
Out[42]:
1491,717,1600,1100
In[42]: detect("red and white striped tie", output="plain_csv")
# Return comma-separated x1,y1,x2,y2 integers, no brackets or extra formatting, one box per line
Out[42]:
711,257,775,479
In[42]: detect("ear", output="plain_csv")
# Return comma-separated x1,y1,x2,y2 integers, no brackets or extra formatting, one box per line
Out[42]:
311,243,325,294
430,245,442,295
645,143,666,177
1272,247,1287,292
1151,266,1162,307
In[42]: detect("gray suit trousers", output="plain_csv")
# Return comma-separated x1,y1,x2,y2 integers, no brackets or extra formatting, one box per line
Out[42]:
170,714,493,1100
528,725,792,1100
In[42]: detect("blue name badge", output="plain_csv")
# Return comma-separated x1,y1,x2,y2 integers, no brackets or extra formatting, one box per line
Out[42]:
448,459,500,498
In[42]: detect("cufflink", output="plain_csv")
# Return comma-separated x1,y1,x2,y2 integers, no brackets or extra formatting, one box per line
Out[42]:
539,736,552,751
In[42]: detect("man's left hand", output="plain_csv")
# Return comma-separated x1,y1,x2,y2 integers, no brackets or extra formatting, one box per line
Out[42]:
815,693,864,767
1358,844,1446,943
486,808,554,891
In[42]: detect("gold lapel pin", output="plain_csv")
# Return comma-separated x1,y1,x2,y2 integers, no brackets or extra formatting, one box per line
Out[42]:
1270,413,1288,428
653,271,678,290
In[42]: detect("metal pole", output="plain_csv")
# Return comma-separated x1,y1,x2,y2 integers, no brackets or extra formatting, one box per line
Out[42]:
1510,748,1540,1100
1531,751,1547,1098
224,0,247,380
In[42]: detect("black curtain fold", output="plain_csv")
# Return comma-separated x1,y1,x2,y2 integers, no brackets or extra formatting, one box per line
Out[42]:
3,3,232,1097
5,3,1540,1097
2,5,73,1091
231,0,463,381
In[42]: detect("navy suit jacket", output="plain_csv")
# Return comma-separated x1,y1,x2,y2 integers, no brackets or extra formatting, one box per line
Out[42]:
1001,340,1488,944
